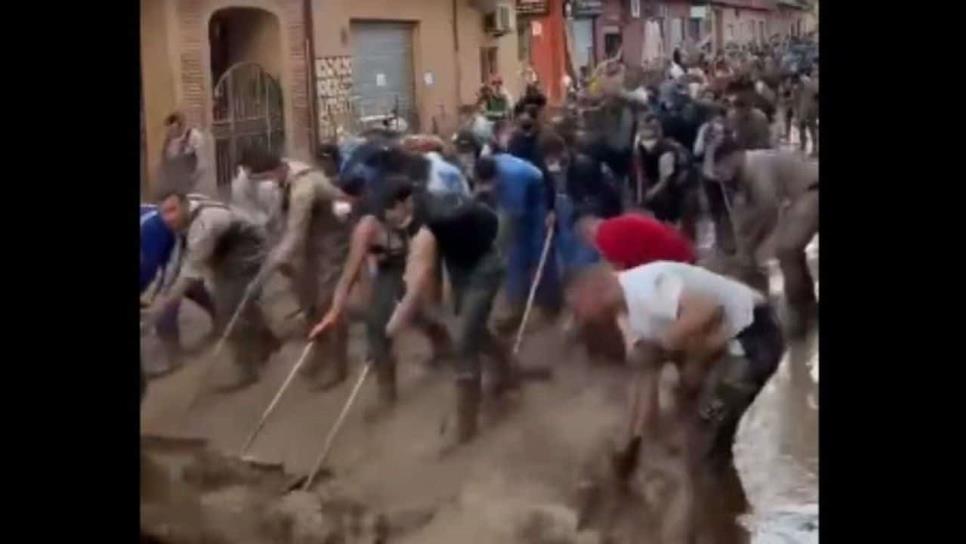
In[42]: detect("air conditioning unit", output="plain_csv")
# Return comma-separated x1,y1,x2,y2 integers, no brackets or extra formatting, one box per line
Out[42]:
484,3,513,36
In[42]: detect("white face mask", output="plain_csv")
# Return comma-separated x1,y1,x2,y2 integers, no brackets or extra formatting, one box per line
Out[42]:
640,138,658,151
332,201,352,222
547,162,563,174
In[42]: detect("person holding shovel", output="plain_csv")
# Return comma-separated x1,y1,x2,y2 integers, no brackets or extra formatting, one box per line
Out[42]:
385,192,515,448
152,191,279,390
239,147,356,390
141,201,217,373
565,261,784,542
473,153,559,336
707,135,819,337
308,176,454,414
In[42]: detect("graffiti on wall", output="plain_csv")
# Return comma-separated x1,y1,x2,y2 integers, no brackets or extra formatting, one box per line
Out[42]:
315,55,355,140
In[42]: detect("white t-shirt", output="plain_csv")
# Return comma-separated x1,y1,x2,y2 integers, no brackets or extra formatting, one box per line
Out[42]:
617,262,764,353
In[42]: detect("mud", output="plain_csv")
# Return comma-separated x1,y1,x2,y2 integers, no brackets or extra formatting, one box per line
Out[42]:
141,238,819,543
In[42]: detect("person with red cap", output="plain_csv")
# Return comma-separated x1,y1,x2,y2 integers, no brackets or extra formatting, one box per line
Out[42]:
576,212,696,271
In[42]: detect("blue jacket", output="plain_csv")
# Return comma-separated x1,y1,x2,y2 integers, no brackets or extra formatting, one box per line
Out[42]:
140,205,177,295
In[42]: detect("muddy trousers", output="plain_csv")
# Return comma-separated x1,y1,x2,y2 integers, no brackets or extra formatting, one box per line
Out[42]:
295,246,350,385
449,250,509,441
775,190,819,330
732,203,779,294
154,281,217,356
366,264,454,404
212,265,278,381
691,305,785,544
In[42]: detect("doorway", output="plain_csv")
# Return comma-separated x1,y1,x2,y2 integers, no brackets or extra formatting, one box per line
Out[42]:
208,7,285,192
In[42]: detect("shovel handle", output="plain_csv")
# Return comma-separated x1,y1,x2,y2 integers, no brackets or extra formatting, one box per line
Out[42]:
302,362,372,491
239,343,315,457
513,226,555,356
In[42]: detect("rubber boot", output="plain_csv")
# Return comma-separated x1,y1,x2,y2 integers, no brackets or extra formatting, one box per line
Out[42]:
376,359,398,405
483,335,520,398
455,376,482,443
364,359,397,423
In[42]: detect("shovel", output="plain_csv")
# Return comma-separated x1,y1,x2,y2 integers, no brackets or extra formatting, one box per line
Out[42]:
512,226,556,357
238,342,316,459
612,367,651,482
283,361,373,493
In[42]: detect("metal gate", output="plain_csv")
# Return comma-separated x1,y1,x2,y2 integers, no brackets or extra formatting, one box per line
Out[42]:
350,22,418,132
211,62,285,190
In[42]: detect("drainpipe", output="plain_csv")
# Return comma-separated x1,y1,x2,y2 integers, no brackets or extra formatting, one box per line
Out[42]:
304,0,319,150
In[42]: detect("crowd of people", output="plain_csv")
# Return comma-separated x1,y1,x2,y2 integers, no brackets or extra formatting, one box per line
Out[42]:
140,36,818,542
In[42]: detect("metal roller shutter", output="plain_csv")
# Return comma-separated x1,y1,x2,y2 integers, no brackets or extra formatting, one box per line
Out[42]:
350,22,416,127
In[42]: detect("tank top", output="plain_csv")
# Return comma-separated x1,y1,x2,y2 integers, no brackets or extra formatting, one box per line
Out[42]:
368,218,422,271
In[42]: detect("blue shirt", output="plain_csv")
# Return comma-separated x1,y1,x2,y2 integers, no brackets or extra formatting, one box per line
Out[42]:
140,205,177,294
491,153,546,220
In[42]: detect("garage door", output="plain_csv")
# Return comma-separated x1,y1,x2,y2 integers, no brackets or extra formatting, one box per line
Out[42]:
351,22,416,127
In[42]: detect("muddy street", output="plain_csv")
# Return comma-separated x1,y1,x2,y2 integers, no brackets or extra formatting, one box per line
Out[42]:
141,238,818,543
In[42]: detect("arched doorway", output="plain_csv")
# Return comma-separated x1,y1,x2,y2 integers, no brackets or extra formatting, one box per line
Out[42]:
209,7,285,192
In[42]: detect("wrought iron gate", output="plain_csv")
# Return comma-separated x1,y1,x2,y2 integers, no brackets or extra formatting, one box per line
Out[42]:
211,62,285,190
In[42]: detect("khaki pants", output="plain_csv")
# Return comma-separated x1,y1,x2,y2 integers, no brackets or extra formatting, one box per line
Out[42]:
775,190,819,316
295,251,349,380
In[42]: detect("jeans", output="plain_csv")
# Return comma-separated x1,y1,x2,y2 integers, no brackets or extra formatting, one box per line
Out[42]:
448,250,506,380
775,190,819,315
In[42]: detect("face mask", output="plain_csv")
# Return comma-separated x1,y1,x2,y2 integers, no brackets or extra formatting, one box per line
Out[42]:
640,138,658,151
546,161,563,174
332,201,352,222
